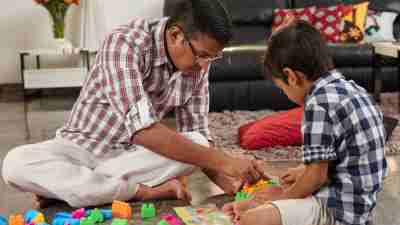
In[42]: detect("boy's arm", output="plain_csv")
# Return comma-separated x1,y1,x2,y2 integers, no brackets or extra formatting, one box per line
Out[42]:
281,162,329,199
255,162,328,201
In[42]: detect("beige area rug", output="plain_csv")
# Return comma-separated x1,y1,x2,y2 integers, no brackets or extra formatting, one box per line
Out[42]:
209,92,400,162
37,93,400,162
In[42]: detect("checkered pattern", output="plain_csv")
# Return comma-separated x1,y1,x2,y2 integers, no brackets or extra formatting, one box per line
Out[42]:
313,5,345,43
57,18,211,155
302,70,388,225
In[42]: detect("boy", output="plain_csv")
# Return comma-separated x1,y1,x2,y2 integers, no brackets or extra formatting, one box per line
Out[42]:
223,20,387,225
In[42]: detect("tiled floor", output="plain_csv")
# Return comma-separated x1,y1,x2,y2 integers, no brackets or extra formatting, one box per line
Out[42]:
0,93,400,224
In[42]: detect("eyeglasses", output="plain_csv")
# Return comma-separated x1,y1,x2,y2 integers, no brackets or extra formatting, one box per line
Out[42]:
185,37,223,63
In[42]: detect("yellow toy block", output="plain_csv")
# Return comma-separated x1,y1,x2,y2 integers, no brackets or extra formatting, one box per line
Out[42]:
31,213,45,224
111,200,132,220
243,179,270,194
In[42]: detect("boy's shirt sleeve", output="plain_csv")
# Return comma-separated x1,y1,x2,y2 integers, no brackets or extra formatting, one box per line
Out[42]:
302,103,338,164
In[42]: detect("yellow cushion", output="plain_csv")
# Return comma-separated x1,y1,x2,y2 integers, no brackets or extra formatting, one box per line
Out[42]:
340,2,369,43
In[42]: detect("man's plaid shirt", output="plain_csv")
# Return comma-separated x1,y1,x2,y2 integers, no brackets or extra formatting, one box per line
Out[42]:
302,70,388,225
57,18,211,155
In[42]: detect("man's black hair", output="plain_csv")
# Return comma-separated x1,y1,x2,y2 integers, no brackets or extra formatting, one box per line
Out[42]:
166,0,233,46
264,20,334,83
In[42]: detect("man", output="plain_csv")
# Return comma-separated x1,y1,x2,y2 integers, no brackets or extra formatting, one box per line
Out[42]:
2,0,264,208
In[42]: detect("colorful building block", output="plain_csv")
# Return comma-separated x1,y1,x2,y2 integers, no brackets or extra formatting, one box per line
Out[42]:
111,201,131,220
88,209,104,223
161,214,182,225
111,219,128,225
157,220,169,225
242,179,279,194
0,216,7,225
235,191,251,202
53,212,72,220
71,208,85,219
80,218,94,225
141,203,156,219
52,217,80,225
24,210,45,224
9,214,24,225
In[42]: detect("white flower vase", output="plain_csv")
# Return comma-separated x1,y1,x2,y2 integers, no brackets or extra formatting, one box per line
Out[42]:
54,38,74,54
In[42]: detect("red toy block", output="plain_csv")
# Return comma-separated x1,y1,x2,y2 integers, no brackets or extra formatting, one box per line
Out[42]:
111,201,131,220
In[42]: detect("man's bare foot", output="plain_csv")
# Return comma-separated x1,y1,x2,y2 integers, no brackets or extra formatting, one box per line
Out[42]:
134,179,192,202
33,194,64,209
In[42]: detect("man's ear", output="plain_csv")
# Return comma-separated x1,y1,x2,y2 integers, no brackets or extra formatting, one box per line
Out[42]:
282,67,299,87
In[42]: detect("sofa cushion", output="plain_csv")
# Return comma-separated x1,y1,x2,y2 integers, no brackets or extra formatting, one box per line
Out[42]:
272,6,317,31
340,2,369,43
369,0,400,12
231,8,274,25
364,10,398,42
239,107,303,150
313,4,346,43
328,43,374,67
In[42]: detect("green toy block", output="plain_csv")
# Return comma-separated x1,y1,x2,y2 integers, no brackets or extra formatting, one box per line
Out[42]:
141,203,156,219
80,217,95,225
111,219,128,225
235,191,251,202
157,220,169,225
88,208,104,223
268,180,279,186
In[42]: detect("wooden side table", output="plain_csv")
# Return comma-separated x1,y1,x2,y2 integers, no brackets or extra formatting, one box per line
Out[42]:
372,42,400,110
19,48,91,98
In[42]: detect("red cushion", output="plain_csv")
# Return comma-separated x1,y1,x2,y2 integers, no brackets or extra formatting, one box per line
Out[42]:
272,6,316,31
313,4,345,43
239,107,303,150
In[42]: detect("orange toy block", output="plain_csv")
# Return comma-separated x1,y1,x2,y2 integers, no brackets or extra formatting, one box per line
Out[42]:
111,200,132,220
9,214,24,225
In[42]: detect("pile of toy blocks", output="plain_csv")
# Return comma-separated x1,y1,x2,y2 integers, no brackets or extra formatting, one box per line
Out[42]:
0,200,181,225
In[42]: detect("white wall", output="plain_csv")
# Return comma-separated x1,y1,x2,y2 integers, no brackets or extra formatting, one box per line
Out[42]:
0,0,164,84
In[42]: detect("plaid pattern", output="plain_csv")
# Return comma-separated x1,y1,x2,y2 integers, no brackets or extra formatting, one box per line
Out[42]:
57,18,210,155
302,70,388,225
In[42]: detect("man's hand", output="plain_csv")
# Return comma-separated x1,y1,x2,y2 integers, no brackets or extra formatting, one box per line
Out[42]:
221,157,268,185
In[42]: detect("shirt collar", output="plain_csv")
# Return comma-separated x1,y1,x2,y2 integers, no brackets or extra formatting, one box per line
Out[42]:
151,17,174,69
305,69,344,100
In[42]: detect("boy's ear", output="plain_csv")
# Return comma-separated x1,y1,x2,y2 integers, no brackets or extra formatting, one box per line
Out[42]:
282,67,299,86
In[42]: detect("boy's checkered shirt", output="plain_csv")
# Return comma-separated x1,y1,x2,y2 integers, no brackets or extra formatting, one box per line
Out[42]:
302,70,388,225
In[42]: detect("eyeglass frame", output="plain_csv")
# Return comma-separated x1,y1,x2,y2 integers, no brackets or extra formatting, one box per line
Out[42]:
182,33,224,63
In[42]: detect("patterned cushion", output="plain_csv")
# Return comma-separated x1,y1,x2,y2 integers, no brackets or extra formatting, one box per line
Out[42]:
313,4,346,43
272,6,317,31
340,2,370,43
364,10,398,42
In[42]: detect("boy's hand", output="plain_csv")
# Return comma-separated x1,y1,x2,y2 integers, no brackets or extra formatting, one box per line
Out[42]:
220,157,268,185
253,186,284,202
222,199,260,223
280,165,305,188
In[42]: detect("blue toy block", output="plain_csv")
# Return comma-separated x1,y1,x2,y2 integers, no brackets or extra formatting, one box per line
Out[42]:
25,210,39,223
0,216,7,225
54,212,72,219
52,218,80,225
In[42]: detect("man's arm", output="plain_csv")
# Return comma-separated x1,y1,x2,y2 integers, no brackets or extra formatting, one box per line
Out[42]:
133,122,227,172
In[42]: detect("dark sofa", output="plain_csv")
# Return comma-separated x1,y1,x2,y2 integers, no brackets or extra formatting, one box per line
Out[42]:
164,0,400,112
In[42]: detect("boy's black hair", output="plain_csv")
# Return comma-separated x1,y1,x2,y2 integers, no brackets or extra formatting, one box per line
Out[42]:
166,0,233,46
264,20,334,83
